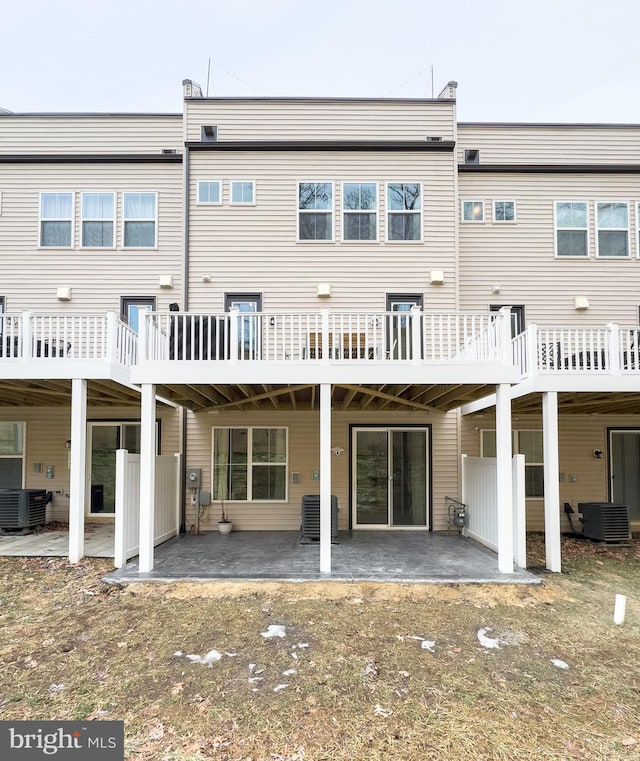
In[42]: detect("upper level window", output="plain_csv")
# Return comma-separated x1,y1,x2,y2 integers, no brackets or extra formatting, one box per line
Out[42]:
40,192,73,247
298,182,333,241
343,182,377,241
597,202,628,257
386,183,422,241
555,201,588,257
462,200,484,222
123,192,157,248
493,200,515,222
231,181,255,205
197,181,221,204
81,193,114,247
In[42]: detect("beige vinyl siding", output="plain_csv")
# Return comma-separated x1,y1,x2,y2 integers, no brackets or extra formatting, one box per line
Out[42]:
186,99,455,143
458,173,640,325
0,406,179,522
461,412,640,532
188,151,457,313
0,115,182,154
0,163,182,312
458,124,640,165
185,409,459,532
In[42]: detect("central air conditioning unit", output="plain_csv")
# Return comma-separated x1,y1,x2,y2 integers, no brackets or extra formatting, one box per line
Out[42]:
300,494,339,543
578,502,631,542
0,489,50,533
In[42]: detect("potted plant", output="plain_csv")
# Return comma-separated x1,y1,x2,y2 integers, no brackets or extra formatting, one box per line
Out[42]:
217,501,232,534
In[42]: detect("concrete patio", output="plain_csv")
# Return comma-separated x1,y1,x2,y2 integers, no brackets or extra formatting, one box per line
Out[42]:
106,530,541,584
0,524,114,558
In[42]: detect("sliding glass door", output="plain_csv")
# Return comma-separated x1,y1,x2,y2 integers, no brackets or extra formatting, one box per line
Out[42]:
353,427,429,528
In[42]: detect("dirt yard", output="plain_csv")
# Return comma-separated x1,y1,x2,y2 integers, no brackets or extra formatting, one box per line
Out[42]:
0,536,638,760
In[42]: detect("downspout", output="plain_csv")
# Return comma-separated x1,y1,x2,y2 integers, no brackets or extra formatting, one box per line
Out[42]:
178,143,191,533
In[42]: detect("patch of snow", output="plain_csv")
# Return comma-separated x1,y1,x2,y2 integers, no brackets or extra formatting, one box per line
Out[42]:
261,624,286,639
407,635,425,641
477,628,500,649
185,649,223,667
282,668,297,676
273,683,289,692
173,650,183,657
49,683,65,693
421,640,436,653
374,704,393,718
551,658,569,670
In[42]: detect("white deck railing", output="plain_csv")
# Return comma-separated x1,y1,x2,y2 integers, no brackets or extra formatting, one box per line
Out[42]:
140,309,510,363
513,323,640,377
0,312,137,366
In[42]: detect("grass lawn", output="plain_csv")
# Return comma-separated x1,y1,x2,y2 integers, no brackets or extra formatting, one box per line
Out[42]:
0,536,639,760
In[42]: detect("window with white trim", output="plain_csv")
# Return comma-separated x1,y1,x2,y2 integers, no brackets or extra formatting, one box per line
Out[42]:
493,200,516,222
481,429,543,498
555,201,588,257
386,182,422,241
40,192,73,247
231,181,255,205
197,181,221,204
597,202,629,257
81,192,114,247
213,427,287,501
462,200,484,222
343,182,377,241
0,421,24,488
298,182,333,240
123,192,157,248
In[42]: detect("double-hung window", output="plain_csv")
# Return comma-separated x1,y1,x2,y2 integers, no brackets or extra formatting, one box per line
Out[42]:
0,421,24,488
386,183,422,241
231,181,255,205
123,192,157,248
298,182,333,240
197,181,221,204
81,193,114,247
555,201,588,257
481,429,543,498
343,182,377,241
213,427,287,501
40,192,73,247
597,202,629,257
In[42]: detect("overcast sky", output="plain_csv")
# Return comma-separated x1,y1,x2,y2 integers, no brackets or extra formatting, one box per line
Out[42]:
2,0,640,123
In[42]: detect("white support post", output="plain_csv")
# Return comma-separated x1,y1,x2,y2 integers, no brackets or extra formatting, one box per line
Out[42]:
68,378,87,564
607,322,620,375
496,383,514,573
542,391,562,572
229,307,239,362
411,305,422,361
321,309,330,364
138,383,156,573
105,311,117,362
22,311,33,359
319,383,332,574
498,307,513,364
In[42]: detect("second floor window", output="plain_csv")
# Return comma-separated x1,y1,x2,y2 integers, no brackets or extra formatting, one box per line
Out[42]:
298,182,333,240
123,193,157,248
197,181,221,204
231,181,255,205
597,202,628,257
82,193,114,247
387,183,421,241
343,182,377,241
40,192,73,247
555,201,588,257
